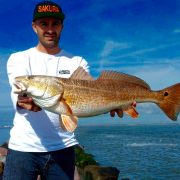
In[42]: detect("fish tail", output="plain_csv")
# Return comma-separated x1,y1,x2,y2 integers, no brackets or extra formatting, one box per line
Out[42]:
157,83,180,120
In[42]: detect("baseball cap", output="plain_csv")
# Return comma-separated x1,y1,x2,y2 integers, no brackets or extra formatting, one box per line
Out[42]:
33,1,65,21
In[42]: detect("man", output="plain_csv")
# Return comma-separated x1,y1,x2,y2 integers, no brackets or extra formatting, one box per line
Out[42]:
4,1,87,179
4,1,130,179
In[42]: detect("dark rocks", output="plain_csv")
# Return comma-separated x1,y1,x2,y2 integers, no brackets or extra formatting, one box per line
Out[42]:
0,143,7,180
83,165,120,180
0,161,4,176
75,145,120,180
75,145,99,169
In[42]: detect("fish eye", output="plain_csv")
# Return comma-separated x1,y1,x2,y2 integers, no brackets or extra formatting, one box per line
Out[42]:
164,92,169,96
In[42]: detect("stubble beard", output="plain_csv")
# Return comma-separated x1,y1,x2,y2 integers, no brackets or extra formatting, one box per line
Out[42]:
40,34,61,49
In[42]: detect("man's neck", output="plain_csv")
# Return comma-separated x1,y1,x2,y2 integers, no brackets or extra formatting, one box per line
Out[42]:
36,44,61,55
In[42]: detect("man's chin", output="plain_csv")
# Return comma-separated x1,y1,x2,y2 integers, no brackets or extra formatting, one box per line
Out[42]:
43,42,58,48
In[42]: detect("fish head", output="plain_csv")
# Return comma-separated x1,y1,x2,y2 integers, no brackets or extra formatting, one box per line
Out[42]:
13,75,49,97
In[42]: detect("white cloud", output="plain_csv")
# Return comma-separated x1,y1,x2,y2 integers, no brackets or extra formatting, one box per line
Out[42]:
92,39,180,79
108,42,180,60
132,65,180,89
91,54,180,92
97,40,132,72
173,29,180,34
99,40,131,58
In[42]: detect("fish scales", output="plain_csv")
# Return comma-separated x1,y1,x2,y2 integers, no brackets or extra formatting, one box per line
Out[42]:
60,78,155,112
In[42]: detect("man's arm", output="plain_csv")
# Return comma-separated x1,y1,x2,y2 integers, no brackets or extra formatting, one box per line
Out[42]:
7,53,41,112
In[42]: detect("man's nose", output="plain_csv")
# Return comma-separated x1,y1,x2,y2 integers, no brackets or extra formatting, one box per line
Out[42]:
46,25,55,33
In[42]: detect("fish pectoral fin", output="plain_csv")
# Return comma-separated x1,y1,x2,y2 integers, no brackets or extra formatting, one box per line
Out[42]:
124,107,139,118
60,99,78,132
60,114,78,132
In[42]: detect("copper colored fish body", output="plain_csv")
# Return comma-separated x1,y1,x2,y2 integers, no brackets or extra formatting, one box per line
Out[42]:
13,67,180,132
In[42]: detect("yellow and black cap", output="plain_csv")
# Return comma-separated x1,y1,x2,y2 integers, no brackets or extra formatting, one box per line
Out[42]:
33,1,65,21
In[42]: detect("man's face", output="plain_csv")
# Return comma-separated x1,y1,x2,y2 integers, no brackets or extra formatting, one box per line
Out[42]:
32,17,63,48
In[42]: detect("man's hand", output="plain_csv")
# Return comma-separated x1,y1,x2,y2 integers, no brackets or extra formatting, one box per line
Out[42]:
110,109,123,118
110,101,138,118
17,95,41,112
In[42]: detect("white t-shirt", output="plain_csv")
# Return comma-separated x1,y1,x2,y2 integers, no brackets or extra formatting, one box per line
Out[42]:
7,47,89,152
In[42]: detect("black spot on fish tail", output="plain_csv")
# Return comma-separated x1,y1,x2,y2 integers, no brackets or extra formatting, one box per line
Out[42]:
164,92,169,97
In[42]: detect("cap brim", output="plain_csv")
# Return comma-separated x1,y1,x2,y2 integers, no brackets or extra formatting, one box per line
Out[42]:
33,12,65,21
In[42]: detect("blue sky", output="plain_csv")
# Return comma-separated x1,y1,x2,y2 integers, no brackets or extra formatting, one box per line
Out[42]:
0,0,180,124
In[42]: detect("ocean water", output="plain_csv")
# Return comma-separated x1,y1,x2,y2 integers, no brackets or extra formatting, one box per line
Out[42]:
0,109,13,145
1,115,180,179
75,124,180,180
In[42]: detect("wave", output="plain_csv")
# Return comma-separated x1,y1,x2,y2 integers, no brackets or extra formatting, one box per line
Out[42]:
0,126,12,128
126,142,177,147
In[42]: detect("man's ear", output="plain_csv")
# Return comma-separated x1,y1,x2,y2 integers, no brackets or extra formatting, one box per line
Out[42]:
32,22,37,34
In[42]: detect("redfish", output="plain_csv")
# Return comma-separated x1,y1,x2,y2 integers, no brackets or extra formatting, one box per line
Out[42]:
13,67,180,132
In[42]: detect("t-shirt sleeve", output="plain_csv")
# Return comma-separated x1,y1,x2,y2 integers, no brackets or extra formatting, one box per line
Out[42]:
7,53,29,86
7,53,29,111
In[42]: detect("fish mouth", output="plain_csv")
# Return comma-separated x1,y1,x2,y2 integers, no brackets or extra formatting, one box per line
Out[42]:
13,81,27,94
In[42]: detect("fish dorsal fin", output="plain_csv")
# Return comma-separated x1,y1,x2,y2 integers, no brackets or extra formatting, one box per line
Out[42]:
98,71,150,89
70,67,94,80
